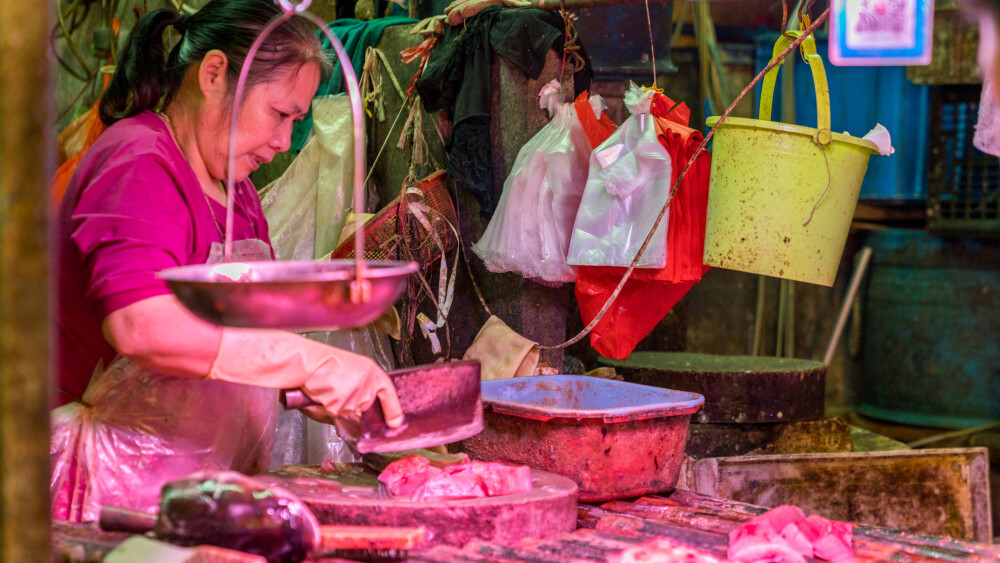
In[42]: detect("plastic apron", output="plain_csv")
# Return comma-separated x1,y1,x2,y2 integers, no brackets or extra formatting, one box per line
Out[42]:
50,239,278,523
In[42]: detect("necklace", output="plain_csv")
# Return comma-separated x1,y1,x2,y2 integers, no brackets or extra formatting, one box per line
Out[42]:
159,111,226,242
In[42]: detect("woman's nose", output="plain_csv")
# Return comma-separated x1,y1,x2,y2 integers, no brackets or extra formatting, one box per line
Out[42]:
269,120,294,153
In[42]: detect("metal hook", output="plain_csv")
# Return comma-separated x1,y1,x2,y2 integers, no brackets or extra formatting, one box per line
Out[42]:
276,0,313,14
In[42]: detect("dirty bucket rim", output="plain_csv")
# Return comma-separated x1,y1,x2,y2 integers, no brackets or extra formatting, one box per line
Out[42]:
706,115,879,152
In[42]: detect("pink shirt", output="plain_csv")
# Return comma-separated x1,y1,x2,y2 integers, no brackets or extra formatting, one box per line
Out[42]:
55,111,272,405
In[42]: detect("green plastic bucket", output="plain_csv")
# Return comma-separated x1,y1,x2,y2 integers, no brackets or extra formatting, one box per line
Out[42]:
703,32,879,286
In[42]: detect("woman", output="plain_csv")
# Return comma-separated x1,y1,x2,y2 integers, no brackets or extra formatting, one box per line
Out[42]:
51,0,402,521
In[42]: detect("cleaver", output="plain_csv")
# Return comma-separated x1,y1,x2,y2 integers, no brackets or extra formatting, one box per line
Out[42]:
280,360,483,453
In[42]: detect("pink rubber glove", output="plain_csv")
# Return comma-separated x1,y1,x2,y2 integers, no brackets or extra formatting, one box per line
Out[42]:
208,329,404,428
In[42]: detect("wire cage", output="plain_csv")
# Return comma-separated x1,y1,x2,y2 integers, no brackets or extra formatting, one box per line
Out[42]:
927,84,1000,236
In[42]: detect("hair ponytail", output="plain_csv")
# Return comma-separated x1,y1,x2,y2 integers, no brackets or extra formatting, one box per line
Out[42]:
99,9,185,126
99,0,331,128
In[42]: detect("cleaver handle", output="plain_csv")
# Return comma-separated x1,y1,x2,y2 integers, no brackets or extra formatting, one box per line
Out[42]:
280,388,318,409
100,506,158,534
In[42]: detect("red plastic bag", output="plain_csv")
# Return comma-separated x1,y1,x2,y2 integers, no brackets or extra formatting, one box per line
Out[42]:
575,93,711,360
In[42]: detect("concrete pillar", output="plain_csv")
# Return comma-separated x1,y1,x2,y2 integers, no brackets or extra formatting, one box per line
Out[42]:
371,27,572,369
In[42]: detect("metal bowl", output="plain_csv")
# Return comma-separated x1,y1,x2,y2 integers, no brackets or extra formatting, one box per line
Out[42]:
158,260,418,330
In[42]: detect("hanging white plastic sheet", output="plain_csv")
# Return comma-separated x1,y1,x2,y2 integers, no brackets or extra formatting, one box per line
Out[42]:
261,94,396,466
566,84,672,269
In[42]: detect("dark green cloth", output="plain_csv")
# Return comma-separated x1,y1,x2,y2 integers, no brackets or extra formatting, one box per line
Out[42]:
291,17,417,153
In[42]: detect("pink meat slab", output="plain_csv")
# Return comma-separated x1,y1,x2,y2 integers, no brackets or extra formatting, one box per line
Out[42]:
262,469,578,549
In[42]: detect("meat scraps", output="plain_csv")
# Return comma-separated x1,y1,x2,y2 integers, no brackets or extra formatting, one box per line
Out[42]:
728,505,856,563
377,455,532,501
609,537,722,563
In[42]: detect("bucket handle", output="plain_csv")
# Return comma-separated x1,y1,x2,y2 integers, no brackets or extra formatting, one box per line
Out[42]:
758,31,831,136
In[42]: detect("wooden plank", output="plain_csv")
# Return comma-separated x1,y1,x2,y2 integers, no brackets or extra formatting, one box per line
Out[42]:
682,448,993,543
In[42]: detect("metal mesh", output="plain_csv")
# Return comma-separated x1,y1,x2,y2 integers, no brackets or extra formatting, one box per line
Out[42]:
927,85,1000,236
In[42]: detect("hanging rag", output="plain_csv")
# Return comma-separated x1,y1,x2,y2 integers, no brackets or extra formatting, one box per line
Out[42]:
463,315,539,381
473,84,608,286
574,93,712,360
414,5,594,218
291,17,418,153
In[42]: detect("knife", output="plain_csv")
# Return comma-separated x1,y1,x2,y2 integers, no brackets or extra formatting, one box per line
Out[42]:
280,360,483,453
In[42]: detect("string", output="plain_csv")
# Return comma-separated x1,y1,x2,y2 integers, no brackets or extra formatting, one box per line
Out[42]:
645,0,656,85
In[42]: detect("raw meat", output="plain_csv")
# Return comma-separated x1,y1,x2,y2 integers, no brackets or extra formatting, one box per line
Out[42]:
377,455,532,501
377,455,443,498
727,506,856,563
610,537,722,563
728,538,808,563
759,504,807,533
779,522,814,558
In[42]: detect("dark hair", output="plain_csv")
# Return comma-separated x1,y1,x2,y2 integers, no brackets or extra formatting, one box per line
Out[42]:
99,0,332,126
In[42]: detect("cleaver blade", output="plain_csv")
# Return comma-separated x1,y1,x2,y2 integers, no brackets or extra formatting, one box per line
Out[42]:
281,360,483,453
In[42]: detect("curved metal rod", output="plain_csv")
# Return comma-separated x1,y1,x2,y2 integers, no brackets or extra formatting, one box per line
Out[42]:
225,0,369,301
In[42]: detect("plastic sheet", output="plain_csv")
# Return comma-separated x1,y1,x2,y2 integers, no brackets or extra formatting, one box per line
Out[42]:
259,95,355,261
261,96,396,466
50,242,278,522
472,83,606,285
567,84,673,269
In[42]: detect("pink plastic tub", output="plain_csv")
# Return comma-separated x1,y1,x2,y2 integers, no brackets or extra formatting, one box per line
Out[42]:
463,375,704,502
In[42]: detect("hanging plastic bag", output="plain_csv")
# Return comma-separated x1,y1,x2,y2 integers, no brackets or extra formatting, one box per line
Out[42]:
575,93,712,360
566,83,673,269
472,81,607,285
975,74,1000,157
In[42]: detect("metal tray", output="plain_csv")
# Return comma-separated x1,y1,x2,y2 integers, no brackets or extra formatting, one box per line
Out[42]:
158,260,417,330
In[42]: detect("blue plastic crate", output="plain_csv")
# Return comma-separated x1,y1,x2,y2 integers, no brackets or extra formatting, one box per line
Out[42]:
752,34,929,201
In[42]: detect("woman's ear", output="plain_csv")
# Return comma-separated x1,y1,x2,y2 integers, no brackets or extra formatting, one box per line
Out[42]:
198,50,230,101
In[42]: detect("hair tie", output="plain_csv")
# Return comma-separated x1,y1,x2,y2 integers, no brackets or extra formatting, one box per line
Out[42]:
174,13,191,35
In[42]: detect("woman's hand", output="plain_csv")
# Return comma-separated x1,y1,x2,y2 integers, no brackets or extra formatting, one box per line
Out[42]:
102,294,403,426
208,328,404,427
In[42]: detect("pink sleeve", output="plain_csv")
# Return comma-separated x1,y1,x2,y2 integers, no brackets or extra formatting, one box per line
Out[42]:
71,154,195,317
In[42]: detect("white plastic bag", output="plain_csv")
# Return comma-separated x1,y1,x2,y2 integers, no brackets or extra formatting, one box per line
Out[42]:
567,84,673,268
472,80,596,285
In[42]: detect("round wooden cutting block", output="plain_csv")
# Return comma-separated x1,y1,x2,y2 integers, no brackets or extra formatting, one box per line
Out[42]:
600,352,826,424
261,467,578,549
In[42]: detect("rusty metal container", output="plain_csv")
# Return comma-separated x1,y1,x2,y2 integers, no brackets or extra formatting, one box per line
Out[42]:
464,376,704,502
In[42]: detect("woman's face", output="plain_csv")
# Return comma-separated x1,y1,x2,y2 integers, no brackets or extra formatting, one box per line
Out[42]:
203,60,320,183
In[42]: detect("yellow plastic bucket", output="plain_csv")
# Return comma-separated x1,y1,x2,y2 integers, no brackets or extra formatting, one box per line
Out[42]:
703,32,878,286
